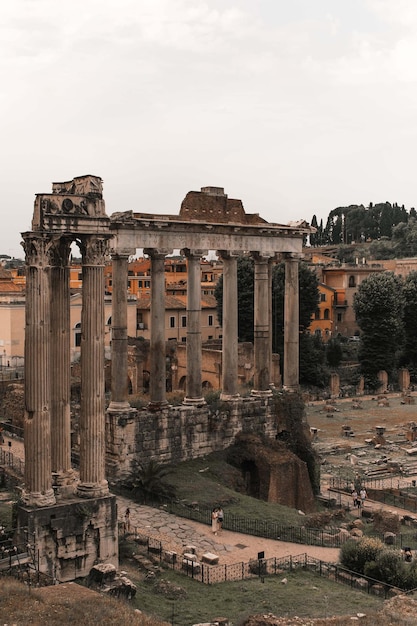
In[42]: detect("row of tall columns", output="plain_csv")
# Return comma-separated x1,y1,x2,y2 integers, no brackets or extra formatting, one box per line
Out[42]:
22,233,110,506
108,249,301,409
22,232,301,505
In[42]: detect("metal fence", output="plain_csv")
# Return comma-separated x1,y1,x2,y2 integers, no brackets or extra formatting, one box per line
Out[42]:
146,499,349,548
124,529,410,597
0,448,24,475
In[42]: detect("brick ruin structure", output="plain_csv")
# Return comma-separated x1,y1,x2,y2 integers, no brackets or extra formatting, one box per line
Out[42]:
18,175,311,580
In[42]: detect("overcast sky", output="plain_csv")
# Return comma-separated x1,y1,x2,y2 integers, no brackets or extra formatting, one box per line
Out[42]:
2,0,417,258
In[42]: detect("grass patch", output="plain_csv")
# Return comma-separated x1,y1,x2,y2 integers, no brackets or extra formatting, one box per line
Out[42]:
164,451,306,526
0,577,167,626
128,566,384,624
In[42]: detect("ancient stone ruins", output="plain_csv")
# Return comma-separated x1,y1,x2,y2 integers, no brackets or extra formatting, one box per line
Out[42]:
17,175,311,580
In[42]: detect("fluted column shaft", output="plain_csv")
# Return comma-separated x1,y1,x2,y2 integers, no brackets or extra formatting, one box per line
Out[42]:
252,254,272,396
146,249,168,408
22,234,55,506
219,252,239,399
109,253,130,410
184,251,204,404
283,255,300,391
50,239,74,490
77,236,109,498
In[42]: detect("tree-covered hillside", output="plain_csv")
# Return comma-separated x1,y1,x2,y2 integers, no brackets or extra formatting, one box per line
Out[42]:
311,202,417,259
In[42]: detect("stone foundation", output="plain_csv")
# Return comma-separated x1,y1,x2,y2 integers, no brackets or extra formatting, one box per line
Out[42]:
16,495,118,582
105,396,277,479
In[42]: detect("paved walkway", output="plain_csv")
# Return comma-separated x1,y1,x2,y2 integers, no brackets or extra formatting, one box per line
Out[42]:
117,495,341,565
1,434,340,565
4,433,414,567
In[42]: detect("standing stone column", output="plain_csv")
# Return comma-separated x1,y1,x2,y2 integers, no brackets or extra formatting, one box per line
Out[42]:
49,237,76,495
145,249,169,409
218,251,239,400
283,253,300,391
22,234,55,507
108,252,131,411
77,236,110,498
183,250,205,405
252,253,272,396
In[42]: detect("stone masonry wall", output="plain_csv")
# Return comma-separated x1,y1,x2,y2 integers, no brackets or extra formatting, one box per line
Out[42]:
105,396,278,479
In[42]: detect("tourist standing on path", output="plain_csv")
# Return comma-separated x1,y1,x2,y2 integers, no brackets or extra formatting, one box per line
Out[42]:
351,490,359,509
125,507,131,532
360,488,367,507
211,507,219,535
217,507,224,532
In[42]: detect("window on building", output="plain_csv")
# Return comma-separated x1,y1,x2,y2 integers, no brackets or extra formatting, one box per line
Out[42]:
170,316,175,328
181,336,187,343
320,293,326,302
315,309,320,320
324,309,330,320
337,313,342,322
208,315,213,326
315,328,322,336
74,322,81,347
349,275,356,287
181,316,187,327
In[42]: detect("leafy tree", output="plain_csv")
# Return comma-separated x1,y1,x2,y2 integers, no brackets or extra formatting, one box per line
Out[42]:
298,334,328,387
393,217,417,257
215,258,320,385
326,337,343,368
353,272,404,387
272,262,321,385
401,271,417,378
310,214,318,246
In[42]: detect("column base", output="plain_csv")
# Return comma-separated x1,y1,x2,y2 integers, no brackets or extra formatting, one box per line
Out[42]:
21,488,56,508
182,397,206,407
147,401,169,412
108,401,132,412
220,392,240,401
282,385,299,393
77,480,109,499
52,469,78,499
251,389,273,398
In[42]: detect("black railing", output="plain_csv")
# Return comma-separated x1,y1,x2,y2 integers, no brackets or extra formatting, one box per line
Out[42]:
0,448,24,475
122,527,413,596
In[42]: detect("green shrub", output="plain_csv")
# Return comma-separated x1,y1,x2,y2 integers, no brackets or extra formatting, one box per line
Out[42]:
364,548,404,587
340,537,385,574
399,559,417,590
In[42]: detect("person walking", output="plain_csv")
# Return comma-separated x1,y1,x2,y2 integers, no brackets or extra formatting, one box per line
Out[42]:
211,507,219,535
360,487,367,507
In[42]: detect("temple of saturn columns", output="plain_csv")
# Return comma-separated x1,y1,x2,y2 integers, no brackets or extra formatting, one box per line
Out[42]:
17,175,310,581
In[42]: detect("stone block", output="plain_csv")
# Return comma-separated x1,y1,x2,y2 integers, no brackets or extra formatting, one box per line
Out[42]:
182,558,201,574
184,545,197,554
202,552,220,565
183,552,197,561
